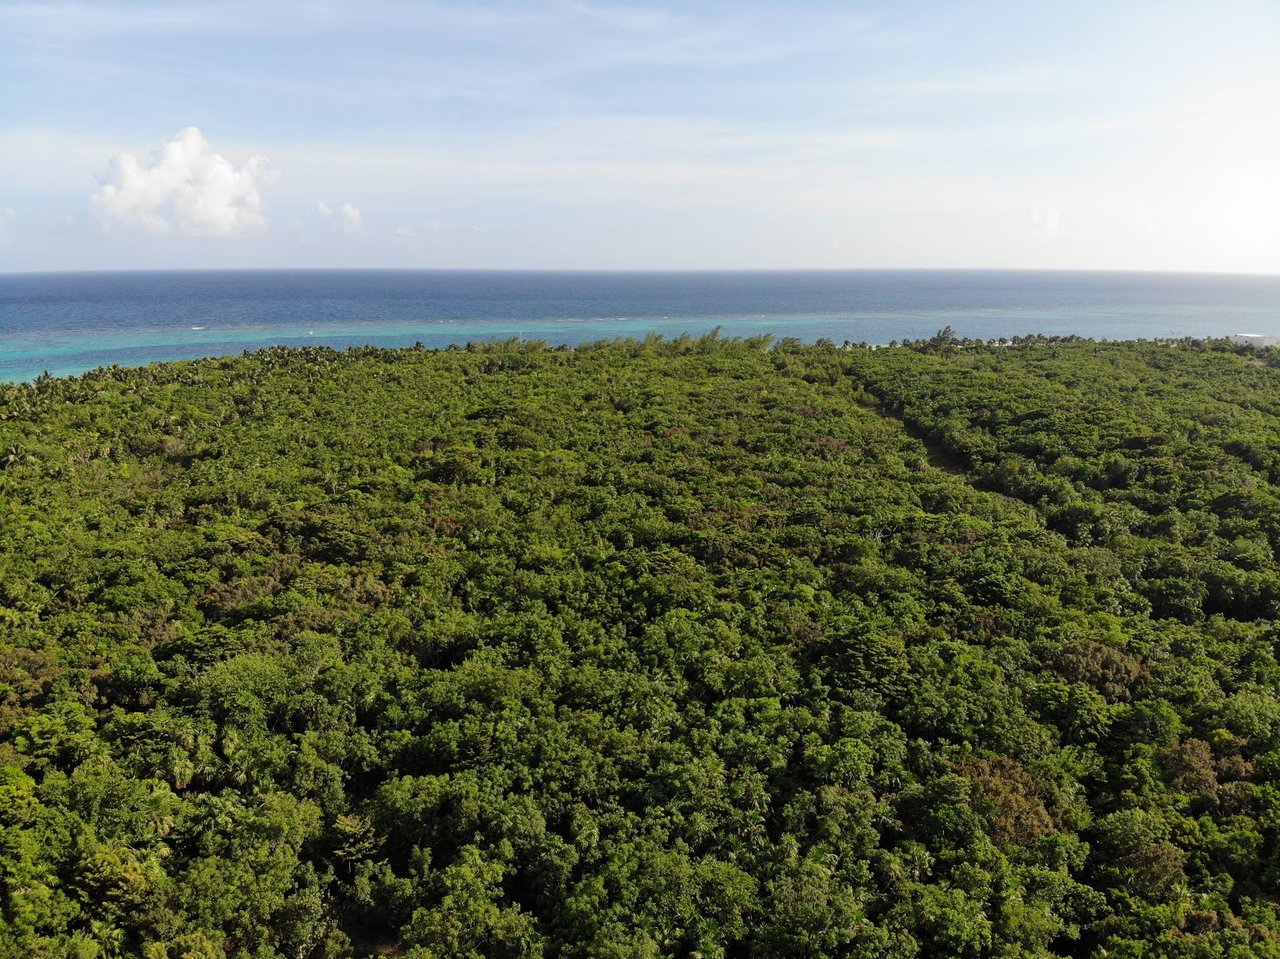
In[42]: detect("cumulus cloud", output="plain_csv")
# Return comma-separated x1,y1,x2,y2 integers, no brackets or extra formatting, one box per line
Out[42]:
317,199,363,234
93,127,274,236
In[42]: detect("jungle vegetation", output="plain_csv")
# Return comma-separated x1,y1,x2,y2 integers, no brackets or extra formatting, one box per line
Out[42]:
2,334,1280,958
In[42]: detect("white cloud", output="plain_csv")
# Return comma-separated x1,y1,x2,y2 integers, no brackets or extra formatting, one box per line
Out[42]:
317,199,363,234
1027,202,1081,242
338,202,362,234
1028,203,1060,237
92,127,274,236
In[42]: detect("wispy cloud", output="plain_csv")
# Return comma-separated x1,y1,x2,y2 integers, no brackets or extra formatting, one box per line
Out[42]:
92,127,275,236
0,0,886,124
1027,202,1082,242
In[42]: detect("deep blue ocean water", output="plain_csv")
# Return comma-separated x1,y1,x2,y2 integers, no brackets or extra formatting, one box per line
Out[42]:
2,269,1278,382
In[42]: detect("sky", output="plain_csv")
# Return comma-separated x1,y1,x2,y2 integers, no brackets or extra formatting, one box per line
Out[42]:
1,0,1278,273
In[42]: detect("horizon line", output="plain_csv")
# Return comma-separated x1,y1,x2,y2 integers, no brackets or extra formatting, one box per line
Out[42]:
5,265,1280,280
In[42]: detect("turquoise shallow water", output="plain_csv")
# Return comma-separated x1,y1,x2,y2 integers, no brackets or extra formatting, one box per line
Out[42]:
2,269,1278,381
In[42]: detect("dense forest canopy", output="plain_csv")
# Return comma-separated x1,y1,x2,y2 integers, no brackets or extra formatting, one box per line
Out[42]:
2,335,1279,958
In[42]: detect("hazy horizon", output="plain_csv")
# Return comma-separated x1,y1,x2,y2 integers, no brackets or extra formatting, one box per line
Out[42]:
2,1,1277,275
5,266,1280,278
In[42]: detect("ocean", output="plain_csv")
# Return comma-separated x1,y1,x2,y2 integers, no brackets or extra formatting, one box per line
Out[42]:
2,269,1278,382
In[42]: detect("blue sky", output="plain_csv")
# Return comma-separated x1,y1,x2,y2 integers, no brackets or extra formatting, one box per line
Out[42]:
1,0,1277,272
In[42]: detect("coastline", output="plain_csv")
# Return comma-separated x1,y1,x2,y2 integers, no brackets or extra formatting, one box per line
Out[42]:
3,269,1278,382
